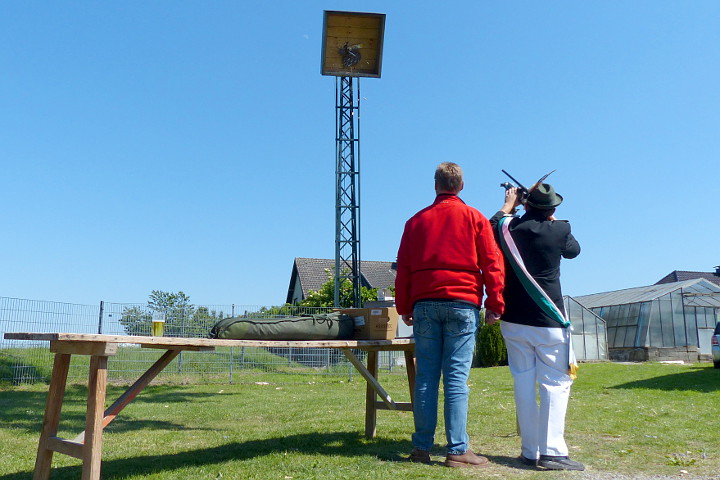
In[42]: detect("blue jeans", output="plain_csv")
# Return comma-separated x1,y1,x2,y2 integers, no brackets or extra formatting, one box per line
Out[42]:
411,301,479,454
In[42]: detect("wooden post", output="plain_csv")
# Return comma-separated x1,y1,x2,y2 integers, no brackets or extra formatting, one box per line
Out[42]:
74,349,182,442
364,350,378,438
404,349,416,405
82,355,109,480
33,353,71,480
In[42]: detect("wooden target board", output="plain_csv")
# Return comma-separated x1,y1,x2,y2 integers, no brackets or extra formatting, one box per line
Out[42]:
321,11,386,78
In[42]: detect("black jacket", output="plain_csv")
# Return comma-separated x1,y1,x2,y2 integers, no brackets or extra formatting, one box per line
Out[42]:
489,210,580,328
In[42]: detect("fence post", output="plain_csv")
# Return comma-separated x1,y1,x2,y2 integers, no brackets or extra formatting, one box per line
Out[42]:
229,347,234,384
177,308,187,374
98,301,104,335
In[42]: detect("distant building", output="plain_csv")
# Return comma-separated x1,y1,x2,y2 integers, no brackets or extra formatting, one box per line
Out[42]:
656,267,720,287
286,257,396,305
575,278,720,363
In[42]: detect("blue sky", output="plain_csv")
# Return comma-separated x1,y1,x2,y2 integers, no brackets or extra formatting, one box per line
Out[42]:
1,1,718,307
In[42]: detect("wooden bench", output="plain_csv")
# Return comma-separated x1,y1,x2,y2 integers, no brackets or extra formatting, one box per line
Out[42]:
4,332,415,480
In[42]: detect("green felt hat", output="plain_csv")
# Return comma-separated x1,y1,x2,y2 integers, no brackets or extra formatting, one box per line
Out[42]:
526,183,563,208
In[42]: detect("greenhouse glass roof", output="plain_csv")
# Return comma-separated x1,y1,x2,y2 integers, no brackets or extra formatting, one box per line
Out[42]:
574,278,720,309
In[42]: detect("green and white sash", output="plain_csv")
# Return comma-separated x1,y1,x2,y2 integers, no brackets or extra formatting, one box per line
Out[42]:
498,215,578,377
498,216,570,327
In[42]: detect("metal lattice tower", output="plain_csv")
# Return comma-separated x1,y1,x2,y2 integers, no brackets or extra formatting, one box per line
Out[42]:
334,76,362,307
321,10,385,308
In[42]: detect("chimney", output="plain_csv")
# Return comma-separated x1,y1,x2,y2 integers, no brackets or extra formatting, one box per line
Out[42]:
715,266,720,277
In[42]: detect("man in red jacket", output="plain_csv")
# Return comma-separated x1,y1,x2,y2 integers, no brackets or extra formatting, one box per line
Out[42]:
396,162,505,468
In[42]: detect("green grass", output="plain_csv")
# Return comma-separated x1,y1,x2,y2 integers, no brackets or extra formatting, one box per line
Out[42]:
0,362,719,479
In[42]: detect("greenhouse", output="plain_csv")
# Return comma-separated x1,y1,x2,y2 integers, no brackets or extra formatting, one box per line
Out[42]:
574,278,720,362
564,296,608,362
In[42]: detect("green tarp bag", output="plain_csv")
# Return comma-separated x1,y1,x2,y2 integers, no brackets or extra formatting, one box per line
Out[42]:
208,312,355,340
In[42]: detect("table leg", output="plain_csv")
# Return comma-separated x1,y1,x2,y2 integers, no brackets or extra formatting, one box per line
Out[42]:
342,349,396,409
33,353,71,480
74,349,181,443
404,349,416,405
364,351,378,439
81,355,108,480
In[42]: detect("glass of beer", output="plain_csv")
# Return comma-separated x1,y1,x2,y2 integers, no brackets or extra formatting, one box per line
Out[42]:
151,313,165,337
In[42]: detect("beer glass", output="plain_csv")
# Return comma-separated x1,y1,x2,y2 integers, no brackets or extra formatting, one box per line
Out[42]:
152,313,165,337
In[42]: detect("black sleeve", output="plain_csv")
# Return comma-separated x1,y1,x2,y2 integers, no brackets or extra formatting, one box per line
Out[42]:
563,228,581,259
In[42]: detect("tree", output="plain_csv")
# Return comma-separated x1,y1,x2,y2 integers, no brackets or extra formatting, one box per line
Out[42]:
299,270,378,308
119,290,224,337
117,306,152,336
190,306,225,336
148,290,194,337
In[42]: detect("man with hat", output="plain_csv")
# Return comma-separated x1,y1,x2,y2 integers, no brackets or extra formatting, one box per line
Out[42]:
488,182,584,471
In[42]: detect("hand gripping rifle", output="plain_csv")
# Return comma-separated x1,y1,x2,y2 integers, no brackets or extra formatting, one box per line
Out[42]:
500,169,530,203
500,169,556,214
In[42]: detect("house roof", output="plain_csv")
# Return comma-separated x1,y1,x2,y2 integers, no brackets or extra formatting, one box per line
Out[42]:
286,257,396,304
656,270,720,287
360,260,397,291
574,278,720,309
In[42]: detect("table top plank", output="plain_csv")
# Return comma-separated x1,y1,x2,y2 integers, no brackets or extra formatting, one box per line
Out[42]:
4,332,414,349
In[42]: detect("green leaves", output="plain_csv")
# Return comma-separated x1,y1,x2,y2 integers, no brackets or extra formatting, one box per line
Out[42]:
299,271,378,308
119,291,225,337
474,318,508,368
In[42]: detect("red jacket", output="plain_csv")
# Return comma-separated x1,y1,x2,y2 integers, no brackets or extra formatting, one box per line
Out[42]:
395,194,505,315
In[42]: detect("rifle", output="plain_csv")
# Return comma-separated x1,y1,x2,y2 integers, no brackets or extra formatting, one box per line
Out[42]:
500,169,556,213
500,169,530,203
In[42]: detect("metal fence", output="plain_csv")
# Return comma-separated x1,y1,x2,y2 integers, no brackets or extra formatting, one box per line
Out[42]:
0,297,407,385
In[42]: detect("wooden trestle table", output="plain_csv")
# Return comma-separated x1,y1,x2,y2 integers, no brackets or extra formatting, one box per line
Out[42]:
4,332,416,480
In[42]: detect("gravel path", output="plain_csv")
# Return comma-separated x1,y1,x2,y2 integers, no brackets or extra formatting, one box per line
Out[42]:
578,472,718,480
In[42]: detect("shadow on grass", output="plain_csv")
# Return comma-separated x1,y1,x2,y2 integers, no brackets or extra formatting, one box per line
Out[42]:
117,385,230,407
0,387,69,433
0,431,413,479
0,385,223,436
610,364,720,392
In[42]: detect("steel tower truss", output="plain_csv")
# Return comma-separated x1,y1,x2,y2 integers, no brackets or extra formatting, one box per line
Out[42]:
334,76,362,307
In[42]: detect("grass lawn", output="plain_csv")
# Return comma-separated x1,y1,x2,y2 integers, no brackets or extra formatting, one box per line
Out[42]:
0,362,718,479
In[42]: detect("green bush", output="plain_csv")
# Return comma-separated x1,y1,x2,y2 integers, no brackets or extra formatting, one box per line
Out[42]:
474,321,508,367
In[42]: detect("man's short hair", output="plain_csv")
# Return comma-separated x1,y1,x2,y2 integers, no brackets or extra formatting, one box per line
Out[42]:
435,162,463,192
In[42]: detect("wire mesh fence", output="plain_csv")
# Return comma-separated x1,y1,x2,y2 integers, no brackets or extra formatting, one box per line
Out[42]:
0,297,407,385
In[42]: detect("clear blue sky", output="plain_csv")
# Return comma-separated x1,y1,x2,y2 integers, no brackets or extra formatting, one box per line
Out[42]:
1,1,718,307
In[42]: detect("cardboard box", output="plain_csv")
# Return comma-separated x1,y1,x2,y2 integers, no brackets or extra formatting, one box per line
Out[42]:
341,307,399,340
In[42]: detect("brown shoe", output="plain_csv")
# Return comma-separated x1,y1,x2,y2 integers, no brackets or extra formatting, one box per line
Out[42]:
445,450,490,468
409,448,431,464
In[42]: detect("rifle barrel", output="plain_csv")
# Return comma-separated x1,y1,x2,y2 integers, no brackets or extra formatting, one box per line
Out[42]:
501,170,528,192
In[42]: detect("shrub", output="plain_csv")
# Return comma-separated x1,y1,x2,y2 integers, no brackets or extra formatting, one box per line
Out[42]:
474,321,508,367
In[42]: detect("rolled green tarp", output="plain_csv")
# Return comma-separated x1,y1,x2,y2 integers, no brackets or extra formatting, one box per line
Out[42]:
208,312,354,341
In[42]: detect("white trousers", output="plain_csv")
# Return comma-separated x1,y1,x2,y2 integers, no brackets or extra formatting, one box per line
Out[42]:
500,321,573,459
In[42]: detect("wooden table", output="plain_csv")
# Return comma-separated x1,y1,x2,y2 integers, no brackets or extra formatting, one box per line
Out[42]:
4,333,415,480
